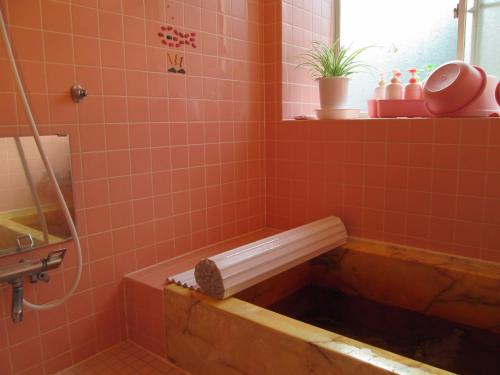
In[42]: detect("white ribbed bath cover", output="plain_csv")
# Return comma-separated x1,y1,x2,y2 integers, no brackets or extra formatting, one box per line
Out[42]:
168,216,347,299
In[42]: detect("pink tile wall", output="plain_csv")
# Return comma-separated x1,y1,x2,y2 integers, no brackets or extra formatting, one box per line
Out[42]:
262,0,281,122
265,2,500,263
124,278,165,356
0,0,265,373
266,118,500,262
0,1,498,374
281,0,331,119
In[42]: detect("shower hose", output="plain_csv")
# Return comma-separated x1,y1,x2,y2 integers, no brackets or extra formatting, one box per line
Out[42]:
0,7,82,310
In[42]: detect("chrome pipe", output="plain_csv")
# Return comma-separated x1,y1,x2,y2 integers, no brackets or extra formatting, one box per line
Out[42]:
0,249,65,284
10,278,23,323
0,261,46,284
0,249,66,323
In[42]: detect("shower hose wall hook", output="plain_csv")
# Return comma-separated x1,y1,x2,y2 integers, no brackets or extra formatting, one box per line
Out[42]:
70,84,88,103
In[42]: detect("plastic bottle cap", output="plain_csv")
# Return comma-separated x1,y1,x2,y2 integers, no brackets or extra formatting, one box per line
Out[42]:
378,73,386,87
391,69,401,84
408,68,418,84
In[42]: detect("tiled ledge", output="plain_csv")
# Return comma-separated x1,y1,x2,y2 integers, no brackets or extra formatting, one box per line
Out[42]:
125,228,280,290
123,228,280,356
282,117,499,125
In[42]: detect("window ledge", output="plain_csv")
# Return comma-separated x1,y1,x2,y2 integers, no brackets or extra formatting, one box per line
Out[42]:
281,117,499,125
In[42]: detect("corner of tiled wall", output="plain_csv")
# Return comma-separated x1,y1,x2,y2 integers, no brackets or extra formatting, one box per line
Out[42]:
281,0,331,119
0,0,266,373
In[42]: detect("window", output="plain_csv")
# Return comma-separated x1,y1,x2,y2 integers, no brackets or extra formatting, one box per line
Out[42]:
466,0,500,76
334,0,499,111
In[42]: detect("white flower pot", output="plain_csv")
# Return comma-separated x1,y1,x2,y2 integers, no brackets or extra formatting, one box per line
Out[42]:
318,77,350,109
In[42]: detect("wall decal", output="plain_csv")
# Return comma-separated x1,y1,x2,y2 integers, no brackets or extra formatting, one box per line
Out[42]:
158,25,197,74
167,53,185,74
158,26,197,49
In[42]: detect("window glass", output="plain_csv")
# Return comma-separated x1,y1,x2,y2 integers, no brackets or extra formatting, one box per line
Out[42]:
473,0,500,77
340,0,458,111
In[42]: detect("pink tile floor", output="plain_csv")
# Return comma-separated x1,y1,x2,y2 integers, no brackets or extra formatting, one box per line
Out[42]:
58,340,189,375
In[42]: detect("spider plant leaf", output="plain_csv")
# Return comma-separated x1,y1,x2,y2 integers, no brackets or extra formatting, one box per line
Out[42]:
296,40,373,78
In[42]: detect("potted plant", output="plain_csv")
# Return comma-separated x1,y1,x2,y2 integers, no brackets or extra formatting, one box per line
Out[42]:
298,40,372,110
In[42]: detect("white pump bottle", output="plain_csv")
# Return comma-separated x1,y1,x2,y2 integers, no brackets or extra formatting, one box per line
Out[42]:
373,73,386,100
385,69,404,100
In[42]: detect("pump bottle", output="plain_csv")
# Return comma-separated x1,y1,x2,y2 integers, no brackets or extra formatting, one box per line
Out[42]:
404,68,423,99
385,69,403,100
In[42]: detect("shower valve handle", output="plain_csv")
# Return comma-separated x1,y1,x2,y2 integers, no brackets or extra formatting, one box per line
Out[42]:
29,271,50,283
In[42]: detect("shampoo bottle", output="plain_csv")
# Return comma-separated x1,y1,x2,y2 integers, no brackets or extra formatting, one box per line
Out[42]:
385,69,403,100
373,73,386,99
404,68,423,99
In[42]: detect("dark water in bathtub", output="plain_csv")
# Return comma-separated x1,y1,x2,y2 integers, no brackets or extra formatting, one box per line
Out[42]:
268,285,500,375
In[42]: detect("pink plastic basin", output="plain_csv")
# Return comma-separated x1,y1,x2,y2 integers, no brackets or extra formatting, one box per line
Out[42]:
496,82,500,105
423,61,486,115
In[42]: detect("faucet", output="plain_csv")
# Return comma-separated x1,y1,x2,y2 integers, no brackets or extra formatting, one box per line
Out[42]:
9,278,24,323
0,249,66,323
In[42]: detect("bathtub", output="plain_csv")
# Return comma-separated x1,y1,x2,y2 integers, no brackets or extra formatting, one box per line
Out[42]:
164,238,500,375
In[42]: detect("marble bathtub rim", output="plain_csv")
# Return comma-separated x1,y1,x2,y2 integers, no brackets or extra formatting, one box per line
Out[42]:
165,284,452,375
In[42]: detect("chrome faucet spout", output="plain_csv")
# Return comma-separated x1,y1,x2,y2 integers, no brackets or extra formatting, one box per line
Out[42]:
9,277,23,323
0,249,66,323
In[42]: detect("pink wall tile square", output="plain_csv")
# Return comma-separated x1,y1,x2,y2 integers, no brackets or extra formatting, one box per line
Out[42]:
454,221,482,247
125,43,147,70
88,232,113,261
431,194,457,218
83,179,109,207
407,191,431,215
85,206,111,234
383,211,406,235
484,198,500,225
37,306,68,335
460,119,489,145
81,152,108,180
99,10,124,41
409,144,433,168
42,0,71,33
44,32,74,64
409,121,434,143
7,0,41,28
434,119,460,144
110,201,134,228
433,145,459,169
16,61,46,93
107,150,131,177
458,171,485,196
459,145,488,171
9,338,42,373
486,173,500,199
386,121,410,143
6,311,39,346
100,40,125,68
69,316,96,348
43,352,73,374
432,170,458,194
131,174,153,199
41,326,71,360
111,227,135,254
406,214,429,238
76,66,103,95
456,196,484,222
72,5,99,37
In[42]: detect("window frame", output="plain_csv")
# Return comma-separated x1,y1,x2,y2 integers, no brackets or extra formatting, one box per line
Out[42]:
467,0,500,66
